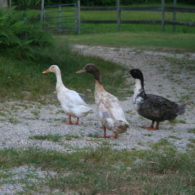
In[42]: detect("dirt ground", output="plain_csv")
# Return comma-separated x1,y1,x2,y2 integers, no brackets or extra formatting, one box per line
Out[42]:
0,45,195,153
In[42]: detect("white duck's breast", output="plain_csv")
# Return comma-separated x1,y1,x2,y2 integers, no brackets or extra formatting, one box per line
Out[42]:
57,87,91,116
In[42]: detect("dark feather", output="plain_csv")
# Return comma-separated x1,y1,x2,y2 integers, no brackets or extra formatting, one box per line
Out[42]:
138,94,184,122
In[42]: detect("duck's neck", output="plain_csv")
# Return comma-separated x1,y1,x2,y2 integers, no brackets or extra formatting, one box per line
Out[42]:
93,71,103,91
133,79,145,102
135,78,144,91
95,80,104,91
55,70,65,90
95,80,105,103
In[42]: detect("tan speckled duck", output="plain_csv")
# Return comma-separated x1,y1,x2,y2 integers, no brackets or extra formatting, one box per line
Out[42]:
77,64,129,138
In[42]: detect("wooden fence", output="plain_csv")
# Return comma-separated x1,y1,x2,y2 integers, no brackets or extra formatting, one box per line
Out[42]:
80,6,195,33
41,3,79,33
40,0,195,34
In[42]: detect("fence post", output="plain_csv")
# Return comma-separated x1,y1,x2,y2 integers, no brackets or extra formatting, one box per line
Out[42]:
8,0,12,7
161,0,165,32
172,0,177,32
76,0,80,34
40,0,45,23
116,0,121,32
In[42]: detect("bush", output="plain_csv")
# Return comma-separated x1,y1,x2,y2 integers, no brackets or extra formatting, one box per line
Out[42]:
0,8,53,59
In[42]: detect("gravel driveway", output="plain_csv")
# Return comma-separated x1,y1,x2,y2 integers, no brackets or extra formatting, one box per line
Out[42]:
0,45,195,152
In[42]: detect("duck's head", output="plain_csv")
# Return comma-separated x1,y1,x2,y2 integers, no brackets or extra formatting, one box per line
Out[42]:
129,69,144,88
76,64,101,83
129,69,144,80
42,65,60,74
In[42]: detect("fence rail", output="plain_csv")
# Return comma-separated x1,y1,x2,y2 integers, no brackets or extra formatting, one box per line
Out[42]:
81,6,195,13
81,20,195,27
42,3,77,33
40,0,195,34
80,5,195,32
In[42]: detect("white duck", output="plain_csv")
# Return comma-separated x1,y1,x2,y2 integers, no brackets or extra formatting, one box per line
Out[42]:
76,64,129,138
42,65,92,125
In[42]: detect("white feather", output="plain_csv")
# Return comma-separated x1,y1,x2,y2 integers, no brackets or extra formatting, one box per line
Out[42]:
48,65,92,117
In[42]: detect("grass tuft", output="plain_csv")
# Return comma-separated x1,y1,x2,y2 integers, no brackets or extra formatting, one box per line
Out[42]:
29,134,62,142
188,128,195,134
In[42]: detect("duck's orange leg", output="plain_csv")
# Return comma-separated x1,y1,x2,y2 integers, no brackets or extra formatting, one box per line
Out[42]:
65,115,74,125
100,127,117,139
65,115,80,125
75,117,80,125
146,121,159,130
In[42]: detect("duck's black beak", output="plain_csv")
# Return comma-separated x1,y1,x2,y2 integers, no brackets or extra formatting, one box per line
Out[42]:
76,69,86,74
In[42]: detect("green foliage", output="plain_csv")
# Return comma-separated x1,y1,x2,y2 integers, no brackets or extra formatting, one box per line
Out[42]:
12,0,41,8
0,38,127,101
0,8,53,59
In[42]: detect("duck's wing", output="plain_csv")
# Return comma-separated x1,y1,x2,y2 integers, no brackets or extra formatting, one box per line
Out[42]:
64,89,88,105
139,94,178,120
98,92,127,122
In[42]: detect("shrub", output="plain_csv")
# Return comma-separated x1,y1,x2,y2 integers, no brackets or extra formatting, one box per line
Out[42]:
0,8,53,59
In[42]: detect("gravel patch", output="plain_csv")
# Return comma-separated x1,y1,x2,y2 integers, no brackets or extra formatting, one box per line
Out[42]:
0,45,195,194
0,165,63,194
0,45,195,153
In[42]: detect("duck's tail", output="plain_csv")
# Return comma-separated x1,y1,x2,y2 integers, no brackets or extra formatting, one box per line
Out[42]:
114,120,129,134
177,104,186,115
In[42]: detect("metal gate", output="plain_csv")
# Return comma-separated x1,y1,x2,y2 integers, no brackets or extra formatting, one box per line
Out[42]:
41,3,79,34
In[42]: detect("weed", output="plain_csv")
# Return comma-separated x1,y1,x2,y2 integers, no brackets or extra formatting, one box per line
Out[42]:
0,112,6,117
87,133,99,138
29,134,62,142
31,110,40,119
65,135,80,141
168,136,182,140
143,133,153,137
8,117,20,124
188,138,195,144
187,128,195,134
187,143,195,150
169,119,186,125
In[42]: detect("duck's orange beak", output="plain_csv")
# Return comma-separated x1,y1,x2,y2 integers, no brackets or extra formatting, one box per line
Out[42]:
42,69,51,74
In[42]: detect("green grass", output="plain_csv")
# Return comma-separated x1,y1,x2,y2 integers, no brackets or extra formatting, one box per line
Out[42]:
0,146,194,194
0,41,129,102
188,128,195,134
60,32,195,51
168,136,182,140
29,134,62,142
169,119,186,125
65,135,80,141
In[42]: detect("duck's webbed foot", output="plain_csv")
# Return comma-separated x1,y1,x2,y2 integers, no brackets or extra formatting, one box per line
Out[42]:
100,127,118,139
146,121,159,130
65,115,79,125
100,135,117,139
